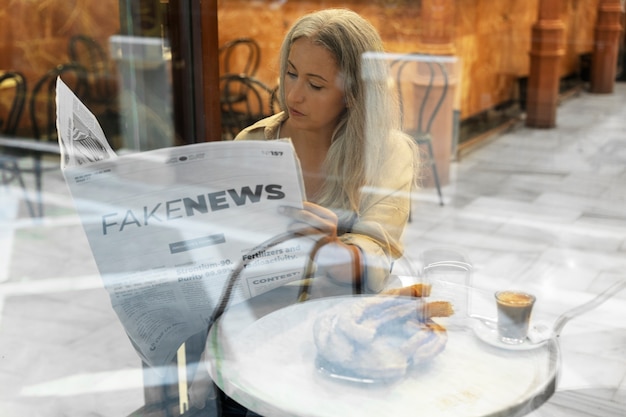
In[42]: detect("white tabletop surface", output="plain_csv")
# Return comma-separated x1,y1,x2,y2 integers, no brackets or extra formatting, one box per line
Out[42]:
206,279,559,417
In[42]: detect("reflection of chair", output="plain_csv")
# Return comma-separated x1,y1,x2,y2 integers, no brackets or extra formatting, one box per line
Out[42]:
0,71,37,217
31,63,88,142
269,85,281,114
27,63,88,216
68,35,114,103
393,54,447,207
68,34,121,146
0,72,27,135
219,37,261,78
219,38,262,113
220,74,277,139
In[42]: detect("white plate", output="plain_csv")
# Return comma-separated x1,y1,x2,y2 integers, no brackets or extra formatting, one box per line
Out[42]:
314,356,380,384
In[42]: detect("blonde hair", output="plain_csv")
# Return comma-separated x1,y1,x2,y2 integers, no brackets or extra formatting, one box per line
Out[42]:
277,9,408,222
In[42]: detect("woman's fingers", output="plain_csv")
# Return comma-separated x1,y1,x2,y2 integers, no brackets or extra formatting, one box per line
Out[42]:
301,201,338,222
287,223,325,236
278,204,359,284
279,203,338,236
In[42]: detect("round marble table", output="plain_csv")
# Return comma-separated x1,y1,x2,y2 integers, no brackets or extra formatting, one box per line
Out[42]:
205,281,560,417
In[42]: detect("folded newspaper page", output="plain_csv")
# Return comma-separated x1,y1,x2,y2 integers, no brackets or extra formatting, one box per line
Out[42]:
56,78,311,367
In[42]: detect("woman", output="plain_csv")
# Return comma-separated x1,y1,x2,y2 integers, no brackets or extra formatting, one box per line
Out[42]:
235,8,418,293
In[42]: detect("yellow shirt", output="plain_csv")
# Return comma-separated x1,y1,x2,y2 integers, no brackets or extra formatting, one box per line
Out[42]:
235,112,416,292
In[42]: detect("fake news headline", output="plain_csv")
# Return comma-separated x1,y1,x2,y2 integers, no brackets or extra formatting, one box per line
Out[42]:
100,184,287,235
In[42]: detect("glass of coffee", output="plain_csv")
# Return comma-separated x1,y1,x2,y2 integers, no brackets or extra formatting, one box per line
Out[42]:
494,291,536,344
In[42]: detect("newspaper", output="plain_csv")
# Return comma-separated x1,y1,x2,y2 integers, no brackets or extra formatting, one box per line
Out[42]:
56,78,311,367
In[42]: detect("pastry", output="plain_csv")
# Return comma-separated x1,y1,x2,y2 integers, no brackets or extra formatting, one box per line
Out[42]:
381,283,432,298
313,296,452,380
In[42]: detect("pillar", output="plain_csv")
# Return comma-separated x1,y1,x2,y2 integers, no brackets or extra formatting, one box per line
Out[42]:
525,0,565,129
590,0,624,94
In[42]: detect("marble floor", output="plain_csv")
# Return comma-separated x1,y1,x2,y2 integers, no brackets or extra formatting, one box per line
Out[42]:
1,84,625,417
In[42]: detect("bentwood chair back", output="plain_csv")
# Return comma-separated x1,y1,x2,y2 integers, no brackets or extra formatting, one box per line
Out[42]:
0,71,27,135
220,74,277,139
0,71,37,217
392,54,447,207
68,35,115,104
26,63,88,216
31,63,88,142
68,35,121,147
219,37,261,78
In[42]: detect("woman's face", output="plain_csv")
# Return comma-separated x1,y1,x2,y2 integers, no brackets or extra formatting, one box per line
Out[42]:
283,37,347,136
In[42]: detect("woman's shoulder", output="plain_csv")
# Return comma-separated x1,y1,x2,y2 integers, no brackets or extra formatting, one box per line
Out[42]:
388,130,417,162
234,112,287,141
378,130,418,181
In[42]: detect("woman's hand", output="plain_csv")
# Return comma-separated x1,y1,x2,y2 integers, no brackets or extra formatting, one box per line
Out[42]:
280,202,362,285
280,201,339,238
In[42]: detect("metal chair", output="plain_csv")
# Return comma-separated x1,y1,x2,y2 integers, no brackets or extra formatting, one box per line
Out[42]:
0,72,27,135
220,74,277,139
219,38,262,116
68,34,121,146
26,63,88,216
0,71,37,217
219,37,261,78
68,34,118,104
392,54,447,207
31,64,88,141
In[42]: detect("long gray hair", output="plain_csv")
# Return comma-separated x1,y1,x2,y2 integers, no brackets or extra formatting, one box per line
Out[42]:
277,9,404,220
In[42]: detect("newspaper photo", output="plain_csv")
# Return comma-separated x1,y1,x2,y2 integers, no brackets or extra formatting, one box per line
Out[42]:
56,78,311,367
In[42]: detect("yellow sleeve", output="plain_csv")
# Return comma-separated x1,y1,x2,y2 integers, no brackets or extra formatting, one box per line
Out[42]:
339,134,416,293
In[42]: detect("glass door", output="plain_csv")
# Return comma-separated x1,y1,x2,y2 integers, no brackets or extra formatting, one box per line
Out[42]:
116,0,221,149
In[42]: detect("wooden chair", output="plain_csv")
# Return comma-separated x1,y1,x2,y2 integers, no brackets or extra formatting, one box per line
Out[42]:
26,63,88,216
0,71,37,217
220,74,277,139
392,54,447,207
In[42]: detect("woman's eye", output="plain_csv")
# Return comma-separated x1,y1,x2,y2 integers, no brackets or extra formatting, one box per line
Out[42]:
286,71,297,79
310,83,322,90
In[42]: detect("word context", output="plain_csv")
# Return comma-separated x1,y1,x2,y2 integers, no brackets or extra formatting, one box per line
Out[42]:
101,184,285,235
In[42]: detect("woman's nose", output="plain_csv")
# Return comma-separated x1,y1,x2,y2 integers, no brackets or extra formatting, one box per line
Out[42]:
287,81,305,103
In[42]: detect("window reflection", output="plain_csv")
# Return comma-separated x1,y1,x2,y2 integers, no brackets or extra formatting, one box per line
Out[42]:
1,1,625,417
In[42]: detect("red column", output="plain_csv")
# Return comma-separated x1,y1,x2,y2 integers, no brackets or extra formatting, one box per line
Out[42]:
590,0,624,94
525,0,565,129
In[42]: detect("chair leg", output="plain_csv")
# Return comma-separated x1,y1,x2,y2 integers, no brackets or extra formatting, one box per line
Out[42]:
430,160,444,206
424,141,444,206
34,154,44,217
14,162,37,218
2,162,37,218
